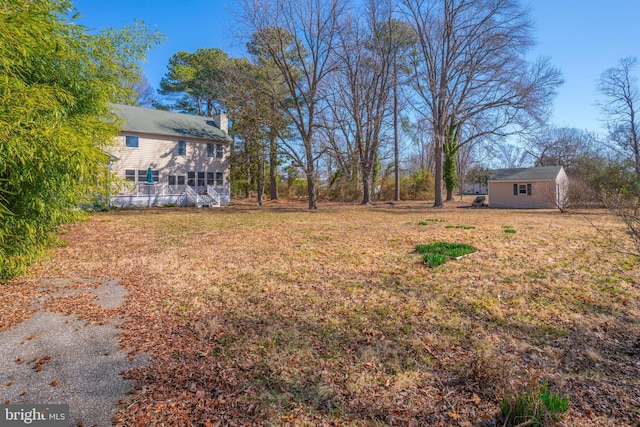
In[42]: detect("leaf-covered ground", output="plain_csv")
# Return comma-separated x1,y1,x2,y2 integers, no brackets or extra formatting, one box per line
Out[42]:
2,201,639,426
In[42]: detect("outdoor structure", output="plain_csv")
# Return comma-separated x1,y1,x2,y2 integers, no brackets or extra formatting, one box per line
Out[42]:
487,166,568,209
463,182,488,195
108,104,231,207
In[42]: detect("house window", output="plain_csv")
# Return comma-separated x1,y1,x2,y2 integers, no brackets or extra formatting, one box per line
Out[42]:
206,172,223,186
197,172,205,187
187,172,195,186
169,175,186,186
215,143,224,158
514,183,532,196
125,170,136,181
125,135,139,148
177,140,186,156
206,143,214,157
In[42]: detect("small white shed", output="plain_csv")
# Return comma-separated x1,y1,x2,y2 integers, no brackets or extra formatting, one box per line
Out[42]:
488,166,568,209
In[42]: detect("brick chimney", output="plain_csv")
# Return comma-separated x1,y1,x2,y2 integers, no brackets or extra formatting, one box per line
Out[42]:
212,112,228,135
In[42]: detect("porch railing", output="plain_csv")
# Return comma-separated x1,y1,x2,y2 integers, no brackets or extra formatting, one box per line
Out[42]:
117,184,188,196
115,183,230,207
206,185,220,207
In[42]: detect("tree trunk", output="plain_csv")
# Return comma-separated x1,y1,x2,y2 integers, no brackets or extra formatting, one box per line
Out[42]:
433,134,444,208
361,172,372,205
269,130,278,200
393,63,400,202
307,174,317,209
245,156,251,199
257,148,264,206
446,187,453,201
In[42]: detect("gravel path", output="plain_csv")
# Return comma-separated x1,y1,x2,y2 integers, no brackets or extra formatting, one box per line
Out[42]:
0,278,147,426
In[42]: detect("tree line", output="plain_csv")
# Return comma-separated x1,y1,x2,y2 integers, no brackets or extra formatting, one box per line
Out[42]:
145,0,563,209
144,0,639,218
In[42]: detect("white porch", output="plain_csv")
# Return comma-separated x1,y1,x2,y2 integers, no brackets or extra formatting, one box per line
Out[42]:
110,184,231,208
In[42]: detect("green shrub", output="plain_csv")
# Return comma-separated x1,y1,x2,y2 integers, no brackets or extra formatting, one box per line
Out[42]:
499,383,569,427
0,0,162,280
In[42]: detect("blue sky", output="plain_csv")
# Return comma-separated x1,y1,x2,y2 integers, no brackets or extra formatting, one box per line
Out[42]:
75,0,640,136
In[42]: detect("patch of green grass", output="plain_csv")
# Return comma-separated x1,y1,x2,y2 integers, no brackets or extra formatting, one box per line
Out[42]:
445,225,476,229
422,252,448,267
415,242,477,267
418,218,446,225
499,382,569,427
415,242,477,258
503,225,516,234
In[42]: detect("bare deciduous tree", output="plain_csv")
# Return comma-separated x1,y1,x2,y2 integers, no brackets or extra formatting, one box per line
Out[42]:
401,0,562,207
330,1,395,205
486,142,530,169
525,127,598,173
239,0,345,209
598,57,640,177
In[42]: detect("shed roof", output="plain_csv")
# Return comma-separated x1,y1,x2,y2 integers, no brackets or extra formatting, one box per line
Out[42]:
489,166,563,182
113,104,230,142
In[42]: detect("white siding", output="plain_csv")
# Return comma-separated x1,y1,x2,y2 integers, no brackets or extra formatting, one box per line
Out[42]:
488,180,558,209
110,133,229,186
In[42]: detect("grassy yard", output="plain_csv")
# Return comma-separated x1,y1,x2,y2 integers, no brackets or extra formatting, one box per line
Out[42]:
2,201,639,426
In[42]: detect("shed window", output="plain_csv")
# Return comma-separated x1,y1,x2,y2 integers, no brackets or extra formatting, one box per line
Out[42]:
125,135,139,148
125,170,136,181
514,183,532,196
206,143,214,157
215,144,224,158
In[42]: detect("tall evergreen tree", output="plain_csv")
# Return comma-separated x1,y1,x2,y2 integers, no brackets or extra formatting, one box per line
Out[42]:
159,48,228,116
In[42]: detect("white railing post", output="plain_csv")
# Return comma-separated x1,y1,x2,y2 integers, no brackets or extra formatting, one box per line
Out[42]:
206,185,220,207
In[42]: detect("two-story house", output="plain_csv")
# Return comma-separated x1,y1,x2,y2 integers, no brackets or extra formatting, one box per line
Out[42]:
109,104,232,207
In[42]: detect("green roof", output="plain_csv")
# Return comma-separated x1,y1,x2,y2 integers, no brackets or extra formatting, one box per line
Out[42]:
489,166,563,182
113,104,229,141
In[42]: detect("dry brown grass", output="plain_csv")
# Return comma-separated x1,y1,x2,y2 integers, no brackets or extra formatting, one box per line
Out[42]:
3,199,639,426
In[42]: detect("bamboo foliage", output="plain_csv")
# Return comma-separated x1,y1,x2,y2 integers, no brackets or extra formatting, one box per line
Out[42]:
0,0,162,279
